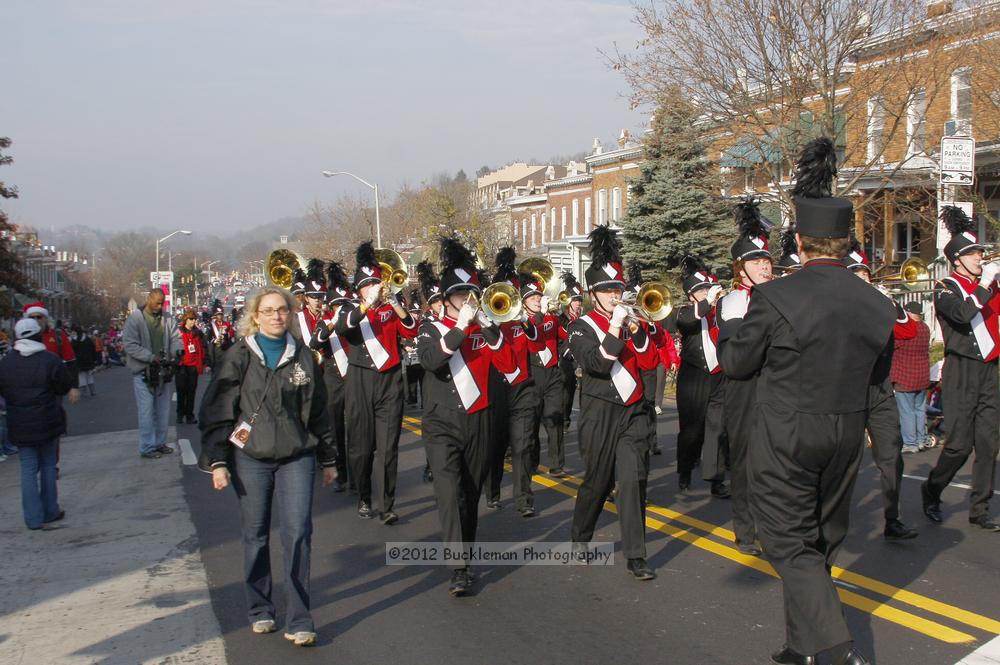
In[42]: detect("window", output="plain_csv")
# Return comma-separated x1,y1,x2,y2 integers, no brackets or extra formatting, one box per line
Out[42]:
572,199,580,236
894,218,921,260
561,206,567,239
867,96,886,162
598,189,608,225
907,89,926,157
521,220,526,248
744,168,755,192
531,214,536,247
612,188,622,222
951,68,972,134
584,197,592,232
540,213,546,244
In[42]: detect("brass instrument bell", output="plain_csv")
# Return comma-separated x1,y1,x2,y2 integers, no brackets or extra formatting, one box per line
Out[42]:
875,257,930,290
374,248,409,294
266,249,307,289
517,256,563,302
480,282,522,324
634,282,673,321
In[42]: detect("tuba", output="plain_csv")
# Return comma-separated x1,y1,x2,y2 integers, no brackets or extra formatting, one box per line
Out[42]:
517,256,563,302
266,249,307,290
481,282,522,324
374,248,409,294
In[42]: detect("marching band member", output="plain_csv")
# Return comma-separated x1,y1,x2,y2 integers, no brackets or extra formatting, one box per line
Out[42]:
287,259,328,355
208,299,235,367
922,206,1000,531
568,225,657,581
720,137,893,665
416,260,444,484
626,263,666,457
558,271,585,429
417,236,517,596
313,261,354,493
843,241,919,541
775,225,803,274
674,256,723,493
704,197,773,554
334,241,419,525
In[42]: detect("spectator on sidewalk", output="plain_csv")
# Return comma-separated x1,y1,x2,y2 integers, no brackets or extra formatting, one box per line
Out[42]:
0,318,75,529
71,326,98,396
198,286,337,647
92,331,106,368
123,288,182,459
22,301,79,403
891,301,932,454
176,310,206,424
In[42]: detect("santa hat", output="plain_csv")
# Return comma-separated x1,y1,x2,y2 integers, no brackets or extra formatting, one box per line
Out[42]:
22,301,48,318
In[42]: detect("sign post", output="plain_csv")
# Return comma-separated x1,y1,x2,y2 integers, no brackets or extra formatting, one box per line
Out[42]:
150,271,175,315
940,136,975,186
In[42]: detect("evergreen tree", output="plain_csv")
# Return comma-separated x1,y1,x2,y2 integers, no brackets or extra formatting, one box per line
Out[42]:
0,137,32,317
620,96,733,287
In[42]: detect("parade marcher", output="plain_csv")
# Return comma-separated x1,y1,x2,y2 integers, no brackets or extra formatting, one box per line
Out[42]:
415,260,444,483
485,247,540,517
208,299,235,368
627,263,666,457
774,224,803,275
70,325,98,396
335,241,420,524
522,266,567,476
123,288,183,460
22,302,80,402
287,259,328,353
0,318,74,530
842,240,920,541
703,197,773,554
891,301,931,454
176,310,206,425
568,225,656,581
674,256,724,493
720,137,894,665
403,289,425,406
558,271,585,428
198,286,338,647
416,236,517,595
922,206,1000,531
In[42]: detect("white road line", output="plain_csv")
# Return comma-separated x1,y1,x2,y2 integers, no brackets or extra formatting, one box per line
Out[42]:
902,473,1000,496
956,634,1000,665
178,438,197,466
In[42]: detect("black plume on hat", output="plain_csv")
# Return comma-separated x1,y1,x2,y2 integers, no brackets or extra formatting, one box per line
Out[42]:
584,224,626,290
627,262,644,290
561,270,584,300
942,205,974,236
291,268,307,294
439,235,481,295
356,241,377,269
731,196,771,261
211,298,224,314
942,205,983,262
775,224,802,272
791,137,837,199
416,260,442,302
680,255,717,294
494,247,518,284
353,240,382,288
304,258,326,295
325,260,351,303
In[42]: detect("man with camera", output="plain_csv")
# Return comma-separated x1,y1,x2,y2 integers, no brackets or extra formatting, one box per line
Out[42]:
123,288,183,459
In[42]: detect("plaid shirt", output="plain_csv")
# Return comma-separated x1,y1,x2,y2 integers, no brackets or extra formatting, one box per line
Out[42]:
891,319,931,391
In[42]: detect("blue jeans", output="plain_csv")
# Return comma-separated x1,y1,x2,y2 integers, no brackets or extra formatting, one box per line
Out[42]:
894,390,926,448
231,450,316,632
133,374,173,454
18,439,60,529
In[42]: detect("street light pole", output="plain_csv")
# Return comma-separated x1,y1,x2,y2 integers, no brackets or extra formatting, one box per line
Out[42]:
155,229,192,274
321,170,382,246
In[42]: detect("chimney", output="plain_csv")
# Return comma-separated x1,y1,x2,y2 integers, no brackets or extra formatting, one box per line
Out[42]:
927,0,953,18
591,138,603,155
279,235,289,244
618,129,630,148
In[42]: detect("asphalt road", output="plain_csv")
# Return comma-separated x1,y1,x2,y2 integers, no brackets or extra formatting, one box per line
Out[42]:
68,365,1000,665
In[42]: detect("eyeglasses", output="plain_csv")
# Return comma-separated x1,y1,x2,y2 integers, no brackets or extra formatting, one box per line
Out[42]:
258,307,290,318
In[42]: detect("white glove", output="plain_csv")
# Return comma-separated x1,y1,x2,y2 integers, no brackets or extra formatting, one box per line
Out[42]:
980,261,1000,287
520,311,530,324
365,286,381,306
476,310,494,329
540,295,551,312
706,284,723,305
456,301,477,329
719,291,749,321
610,304,629,328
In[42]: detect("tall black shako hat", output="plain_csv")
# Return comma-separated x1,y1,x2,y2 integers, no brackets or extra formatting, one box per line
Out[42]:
731,197,771,261
584,225,625,290
843,237,870,273
439,235,481,295
792,137,853,238
353,241,382,289
304,258,326,296
775,225,802,272
493,247,520,289
211,298,225,316
416,260,442,304
680,255,718,294
561,270,584,301
291,268,307,295
627,262,644,295
942,205,984,263
324,261,352,305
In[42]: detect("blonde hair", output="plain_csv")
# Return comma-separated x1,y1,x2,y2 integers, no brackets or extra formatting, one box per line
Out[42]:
238,287,298,339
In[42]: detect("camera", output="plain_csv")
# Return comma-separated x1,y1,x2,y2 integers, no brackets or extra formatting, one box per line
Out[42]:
143,352,179,390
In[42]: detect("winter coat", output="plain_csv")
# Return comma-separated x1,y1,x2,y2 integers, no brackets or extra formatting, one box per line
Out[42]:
0,348,74,445
72,335,98,372
122,306,183,375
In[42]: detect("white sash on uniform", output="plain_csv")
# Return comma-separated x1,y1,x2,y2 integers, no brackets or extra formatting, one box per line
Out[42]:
359,314,391,369
328,334,349,377
942,277,995,359
701,317,719,372
432,321,481,409
580,316,637,402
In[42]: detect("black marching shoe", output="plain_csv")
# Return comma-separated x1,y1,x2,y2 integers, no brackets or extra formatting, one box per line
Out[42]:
834,648,870,665
357,501,375,519
736,540,763,556
486,498,502,510
448,568,472,596
969,515,1000,531
548,467,565,477
884,519,918,541
678,471,691,492
518,506,535,518
626,558,656,580
711,480,731,499
380,511,399,525
921,482,942,523
769,645,815,665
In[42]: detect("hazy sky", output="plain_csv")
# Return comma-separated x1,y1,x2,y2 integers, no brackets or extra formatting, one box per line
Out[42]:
3,0,644,234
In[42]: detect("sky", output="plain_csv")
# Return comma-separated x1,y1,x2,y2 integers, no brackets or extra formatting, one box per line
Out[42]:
3,0,645,235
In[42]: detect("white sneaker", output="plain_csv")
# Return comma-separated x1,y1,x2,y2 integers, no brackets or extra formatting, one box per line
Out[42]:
251,619,276,634
654,406,663,415
284,631,316,646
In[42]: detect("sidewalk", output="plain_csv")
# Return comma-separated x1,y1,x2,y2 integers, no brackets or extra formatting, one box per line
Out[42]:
0,428,226,664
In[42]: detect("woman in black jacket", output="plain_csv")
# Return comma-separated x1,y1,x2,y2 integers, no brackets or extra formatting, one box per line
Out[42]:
198,287,337,647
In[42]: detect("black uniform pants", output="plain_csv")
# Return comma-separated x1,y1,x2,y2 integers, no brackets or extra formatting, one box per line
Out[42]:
676,362,718,476
488,382,540,510
560,357,577,422
423,404,493,569
640,368,659,450
323,367,349,482
175,365,198,418
405,365,424,405
571,398,651,559
345,365,404,512
530,364,565,469
486,368,510,502
866,381,904,523
927,355,999,519
703,376,757,544
748,405,866,655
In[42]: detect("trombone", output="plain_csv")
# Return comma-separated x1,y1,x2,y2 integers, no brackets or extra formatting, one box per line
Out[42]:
374,248,409,294
873,257,933,290
611,282,673,322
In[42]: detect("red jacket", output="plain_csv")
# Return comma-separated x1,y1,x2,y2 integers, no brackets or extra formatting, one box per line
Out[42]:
648,322,679,370
525,312,566,368
179,329,205,374
42,329,75,362
499,320,532,386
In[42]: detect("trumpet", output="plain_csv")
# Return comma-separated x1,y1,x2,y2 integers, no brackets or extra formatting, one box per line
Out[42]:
480,282,522,324
374,248,409,294
611,282,673,322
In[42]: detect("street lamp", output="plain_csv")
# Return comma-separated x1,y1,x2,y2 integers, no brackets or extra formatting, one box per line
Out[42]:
155,229,192,273
321,170,382,246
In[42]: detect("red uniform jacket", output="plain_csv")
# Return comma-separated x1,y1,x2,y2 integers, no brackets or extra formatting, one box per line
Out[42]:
336,302,419,372
525,312,566,368
567,309,656,406
498,320,532,386
42,329,75,362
